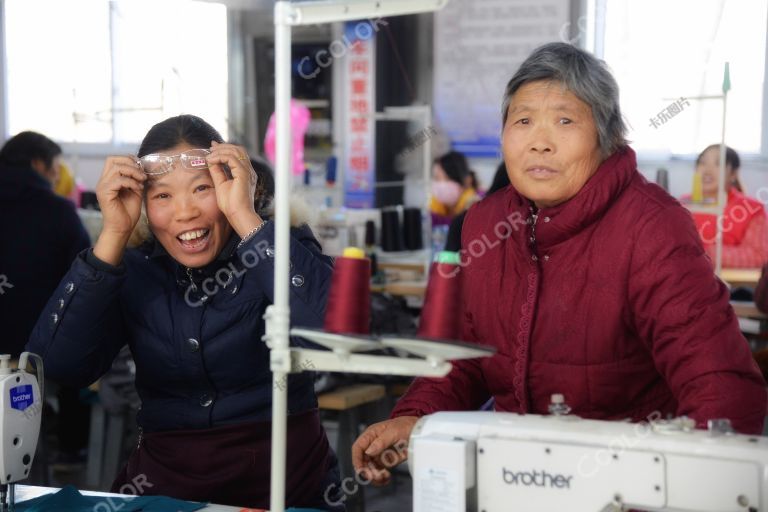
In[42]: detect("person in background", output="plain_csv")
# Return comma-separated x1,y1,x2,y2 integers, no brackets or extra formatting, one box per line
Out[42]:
27,115,341,509
429,151,479,226
0,131,92,469
53,161,82,205
465,170,483,196
353,43,766,485
444,162,510,252
688,144,768,268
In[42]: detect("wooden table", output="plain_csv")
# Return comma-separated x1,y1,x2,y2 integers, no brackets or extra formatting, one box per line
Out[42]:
721,268,763,288
371,280,427,298
318,383,386,411
731,301,767,320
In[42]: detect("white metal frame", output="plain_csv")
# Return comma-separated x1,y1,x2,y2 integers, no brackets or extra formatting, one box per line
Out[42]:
371,105,434,274
269,3,451,511
677,63,731,276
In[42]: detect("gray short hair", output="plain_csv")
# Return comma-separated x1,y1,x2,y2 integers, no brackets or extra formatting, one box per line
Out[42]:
501,43,628,157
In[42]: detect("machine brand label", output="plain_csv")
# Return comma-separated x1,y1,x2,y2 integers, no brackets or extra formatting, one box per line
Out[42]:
502,467,573,489
9,385,33,411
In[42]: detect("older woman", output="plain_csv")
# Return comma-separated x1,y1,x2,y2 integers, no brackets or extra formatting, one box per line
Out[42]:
352,43,767,483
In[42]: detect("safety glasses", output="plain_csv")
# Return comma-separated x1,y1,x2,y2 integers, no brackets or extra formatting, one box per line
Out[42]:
139,148,211,176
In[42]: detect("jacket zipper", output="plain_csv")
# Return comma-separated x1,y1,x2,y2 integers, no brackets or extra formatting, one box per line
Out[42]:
530,209,539,258
186,267,197,290
136,427,143,449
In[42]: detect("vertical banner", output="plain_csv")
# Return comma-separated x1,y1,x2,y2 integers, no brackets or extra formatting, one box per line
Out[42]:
343,20,376,208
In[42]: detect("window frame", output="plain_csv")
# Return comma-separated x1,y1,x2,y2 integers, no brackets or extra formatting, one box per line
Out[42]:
0,0,229,156
584,0,768,164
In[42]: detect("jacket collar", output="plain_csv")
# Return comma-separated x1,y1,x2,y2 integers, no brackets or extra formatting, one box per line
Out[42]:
507,146,639,250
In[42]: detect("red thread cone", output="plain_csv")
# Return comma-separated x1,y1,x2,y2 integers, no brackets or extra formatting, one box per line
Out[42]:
324,248,371,335
418,252,463,340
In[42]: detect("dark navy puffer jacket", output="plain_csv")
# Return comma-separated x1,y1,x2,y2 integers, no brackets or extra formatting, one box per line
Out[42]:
27,221,333,433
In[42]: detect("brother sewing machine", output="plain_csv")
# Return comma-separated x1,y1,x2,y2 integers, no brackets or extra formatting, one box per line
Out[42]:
0,353,43,511
409,396,768,512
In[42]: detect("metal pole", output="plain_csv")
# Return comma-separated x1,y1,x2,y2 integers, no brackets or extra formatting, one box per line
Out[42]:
269,3,293,511
715,64,730,277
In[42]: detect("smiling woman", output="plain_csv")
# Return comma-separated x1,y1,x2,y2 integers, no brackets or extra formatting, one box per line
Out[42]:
142,143,235,270
26,115,344,509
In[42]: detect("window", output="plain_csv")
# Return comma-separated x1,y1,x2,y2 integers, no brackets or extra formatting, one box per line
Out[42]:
3,0,228,145
600,0,767,156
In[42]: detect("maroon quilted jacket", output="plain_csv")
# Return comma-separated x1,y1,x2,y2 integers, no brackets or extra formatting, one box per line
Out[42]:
393,147,767,434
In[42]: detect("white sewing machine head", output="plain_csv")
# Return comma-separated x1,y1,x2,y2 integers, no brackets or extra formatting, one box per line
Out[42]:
409,408,768,512
0,352,42,509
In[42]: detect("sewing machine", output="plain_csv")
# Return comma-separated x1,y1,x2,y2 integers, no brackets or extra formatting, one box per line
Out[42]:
409,400,768,512
0,353,42,511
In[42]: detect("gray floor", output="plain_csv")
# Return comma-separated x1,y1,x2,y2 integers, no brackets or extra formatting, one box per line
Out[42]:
363,472,413,512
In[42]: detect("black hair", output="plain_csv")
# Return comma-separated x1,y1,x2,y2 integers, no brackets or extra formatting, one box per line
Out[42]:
250,156,275,215
0,131,62,169
137,114,223,158
434,151,471,186
487,162,511,196
139,114,273,213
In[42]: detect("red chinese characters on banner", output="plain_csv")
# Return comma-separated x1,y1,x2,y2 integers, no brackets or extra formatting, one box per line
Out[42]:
350,99,369,114
351,79,367,95
350,60,369,75
349,155,370,171
345,35,374,204
350,117,369,133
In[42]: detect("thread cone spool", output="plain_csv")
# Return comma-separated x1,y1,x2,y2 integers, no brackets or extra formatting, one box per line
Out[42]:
655,168,669,192
403,207,423,250
380,208,402,252
324,247,371,335
692,172,703,203
418,251,463,340
364,220,376,247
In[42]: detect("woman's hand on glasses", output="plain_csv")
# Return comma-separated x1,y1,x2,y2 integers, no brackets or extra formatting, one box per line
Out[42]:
93,155,147,266
207,141,263,237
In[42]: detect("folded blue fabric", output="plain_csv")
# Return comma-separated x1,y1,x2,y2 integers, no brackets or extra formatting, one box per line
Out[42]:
16,485,207,512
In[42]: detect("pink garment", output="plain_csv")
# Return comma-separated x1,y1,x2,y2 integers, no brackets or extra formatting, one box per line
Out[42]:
264,99,311,176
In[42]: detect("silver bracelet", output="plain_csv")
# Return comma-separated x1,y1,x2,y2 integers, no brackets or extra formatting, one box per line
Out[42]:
237,220,269,249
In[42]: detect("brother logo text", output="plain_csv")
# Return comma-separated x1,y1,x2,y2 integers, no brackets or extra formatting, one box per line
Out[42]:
502,468,573,489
